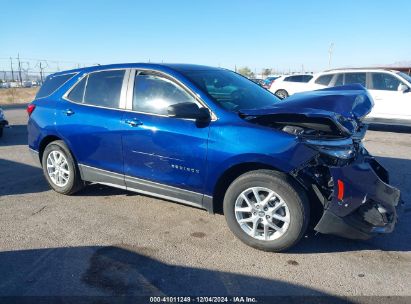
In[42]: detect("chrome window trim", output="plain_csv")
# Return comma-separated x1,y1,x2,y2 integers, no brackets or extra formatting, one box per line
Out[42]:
126,68,217,121
62,68,130,111
36,72,79,100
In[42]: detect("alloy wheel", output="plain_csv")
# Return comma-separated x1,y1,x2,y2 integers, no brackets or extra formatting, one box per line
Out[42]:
234,186,290,241
46,150,70,187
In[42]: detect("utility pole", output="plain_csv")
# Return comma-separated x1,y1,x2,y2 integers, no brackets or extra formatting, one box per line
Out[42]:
17,53,23,86
39,62,45,84
328,43,334,69
10,57,14,81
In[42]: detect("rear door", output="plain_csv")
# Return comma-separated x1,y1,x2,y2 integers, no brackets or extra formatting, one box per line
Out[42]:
367,72,411,120
121,70,210,205
56,69,130,186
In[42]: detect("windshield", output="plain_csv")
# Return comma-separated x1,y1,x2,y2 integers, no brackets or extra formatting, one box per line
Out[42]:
398,72,411,84
183,69,281,111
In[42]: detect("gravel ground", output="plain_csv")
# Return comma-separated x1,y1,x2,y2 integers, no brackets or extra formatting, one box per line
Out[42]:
0,105,410,301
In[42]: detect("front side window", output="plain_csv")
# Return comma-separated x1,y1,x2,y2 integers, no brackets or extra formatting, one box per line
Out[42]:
315,74,333,86
133,72,197,115
398,72,411,84
83,70,125,108
36,73,76,99
370,73,402,91
344,73,366,87
184,69,280,111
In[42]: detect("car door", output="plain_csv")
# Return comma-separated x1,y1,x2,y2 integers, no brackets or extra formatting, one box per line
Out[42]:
367,72,411,120
56,69,130,187
121,70,210,206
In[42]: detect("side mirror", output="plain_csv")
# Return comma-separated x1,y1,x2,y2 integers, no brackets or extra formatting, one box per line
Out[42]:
167,102,211,122
398,83,409,93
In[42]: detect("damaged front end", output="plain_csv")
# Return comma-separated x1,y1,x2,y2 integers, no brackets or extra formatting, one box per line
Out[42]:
241,85,402,240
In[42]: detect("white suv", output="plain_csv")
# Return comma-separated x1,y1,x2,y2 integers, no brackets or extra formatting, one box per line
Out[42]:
298,69,411,126
269,74,313,99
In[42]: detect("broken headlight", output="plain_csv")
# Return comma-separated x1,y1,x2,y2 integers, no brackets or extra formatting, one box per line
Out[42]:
304,138,356,166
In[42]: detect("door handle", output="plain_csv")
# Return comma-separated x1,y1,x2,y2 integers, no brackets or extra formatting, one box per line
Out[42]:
124,118,143,127
63,109,75,116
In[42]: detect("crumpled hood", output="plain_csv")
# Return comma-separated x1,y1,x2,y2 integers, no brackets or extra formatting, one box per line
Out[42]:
240,84,374,121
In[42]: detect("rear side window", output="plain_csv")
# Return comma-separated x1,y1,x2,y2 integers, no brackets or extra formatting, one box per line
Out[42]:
67,77,87,103
133,72,196,115
315,74,333,86
83,70,125,108
334,74,343,86
344,73,366,87
370,73,402,91
284,75,303,82
302,75,313,82
36,73,76,98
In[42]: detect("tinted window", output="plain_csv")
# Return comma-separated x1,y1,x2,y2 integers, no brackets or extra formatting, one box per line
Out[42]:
370,73,402,91
184,69,281,111
67,76,87,103
133,72,196,115
284,75,303,82
83,70,125,108
302,75,313,82
398,72,411,84
315,74,333,86
36,73,76,98
344,73,366,87
334,74,343,86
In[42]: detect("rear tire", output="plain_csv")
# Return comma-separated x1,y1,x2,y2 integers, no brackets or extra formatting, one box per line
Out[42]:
0,127,3,138
223,170,309,252
42,140,84,195
275,89,289,99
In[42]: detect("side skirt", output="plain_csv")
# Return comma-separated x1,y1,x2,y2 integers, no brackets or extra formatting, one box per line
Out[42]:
78,164,212,211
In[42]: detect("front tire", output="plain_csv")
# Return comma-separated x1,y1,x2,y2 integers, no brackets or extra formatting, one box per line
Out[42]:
42,140,84,195
223,170,309,252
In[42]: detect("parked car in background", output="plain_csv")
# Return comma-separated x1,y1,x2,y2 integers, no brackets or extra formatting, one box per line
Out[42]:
27,63,401,252
305,69,411,126
262,76,281,89
0,108,8,137
0,82,11,89
250,78,265,86
23,81,33,88
269,74,313,99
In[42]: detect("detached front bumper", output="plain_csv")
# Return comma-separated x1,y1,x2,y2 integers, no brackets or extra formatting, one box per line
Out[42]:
314,152,402,240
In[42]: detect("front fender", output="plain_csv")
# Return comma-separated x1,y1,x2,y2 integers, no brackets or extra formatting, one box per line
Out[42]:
204,121,318,195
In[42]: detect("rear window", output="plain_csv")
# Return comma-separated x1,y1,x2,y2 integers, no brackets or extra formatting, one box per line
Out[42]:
36,73,76,99
315,74,333,86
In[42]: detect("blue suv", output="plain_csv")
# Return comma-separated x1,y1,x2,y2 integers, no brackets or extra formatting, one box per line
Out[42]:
28,63,401,251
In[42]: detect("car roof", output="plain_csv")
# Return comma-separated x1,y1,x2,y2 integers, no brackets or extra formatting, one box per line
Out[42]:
322,68,401,73
50,63,224,77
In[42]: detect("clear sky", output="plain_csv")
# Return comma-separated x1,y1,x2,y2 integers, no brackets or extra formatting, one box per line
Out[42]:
1,0,410,73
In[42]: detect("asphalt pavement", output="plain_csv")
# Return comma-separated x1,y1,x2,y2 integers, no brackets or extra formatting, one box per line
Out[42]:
0,104,410,301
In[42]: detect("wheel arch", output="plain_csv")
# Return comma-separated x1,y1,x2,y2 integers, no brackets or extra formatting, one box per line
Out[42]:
38,135,63,163
211,162,286,214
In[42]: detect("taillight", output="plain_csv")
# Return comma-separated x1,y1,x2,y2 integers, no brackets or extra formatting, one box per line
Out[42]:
27,103,36,116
